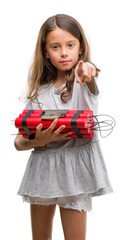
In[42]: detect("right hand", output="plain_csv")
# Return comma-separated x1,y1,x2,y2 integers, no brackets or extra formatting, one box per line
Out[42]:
34,119,72,147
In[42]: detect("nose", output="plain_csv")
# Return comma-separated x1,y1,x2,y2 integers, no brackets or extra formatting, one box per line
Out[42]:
60,47,68,57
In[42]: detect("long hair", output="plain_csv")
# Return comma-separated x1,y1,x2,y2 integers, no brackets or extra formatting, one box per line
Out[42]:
27,14,91,102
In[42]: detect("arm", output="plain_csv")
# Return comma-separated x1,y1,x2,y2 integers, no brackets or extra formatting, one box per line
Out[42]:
14,134,37,151
86,78,95,95
14,119,72,151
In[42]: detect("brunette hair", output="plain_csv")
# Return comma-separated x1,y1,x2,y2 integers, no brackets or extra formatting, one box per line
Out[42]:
27,14,91,102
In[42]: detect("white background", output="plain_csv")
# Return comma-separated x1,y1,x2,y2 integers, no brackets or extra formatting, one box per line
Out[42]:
0,0,128,239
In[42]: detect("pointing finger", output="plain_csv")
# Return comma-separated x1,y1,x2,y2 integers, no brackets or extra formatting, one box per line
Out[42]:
78,60,84,70
77,61,84,76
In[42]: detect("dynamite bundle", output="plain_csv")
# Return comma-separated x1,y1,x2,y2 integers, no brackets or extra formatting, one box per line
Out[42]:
15,109,94,139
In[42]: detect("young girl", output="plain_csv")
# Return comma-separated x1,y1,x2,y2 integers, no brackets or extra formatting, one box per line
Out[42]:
14,14,113,240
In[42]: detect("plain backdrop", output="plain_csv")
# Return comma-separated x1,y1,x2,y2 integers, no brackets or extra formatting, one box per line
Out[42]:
0,0,128,239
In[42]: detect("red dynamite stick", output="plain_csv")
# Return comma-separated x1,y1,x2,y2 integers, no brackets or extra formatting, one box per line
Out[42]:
22,110,93,118
69,132,93,138
19,113,92,119
19,111,93,119
22,132,93,139
19,127,91,135
16,118,91,130
23,110,93,114
15,118,89,128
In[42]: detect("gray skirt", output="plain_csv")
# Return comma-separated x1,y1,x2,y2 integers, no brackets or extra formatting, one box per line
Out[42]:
17,140,113,200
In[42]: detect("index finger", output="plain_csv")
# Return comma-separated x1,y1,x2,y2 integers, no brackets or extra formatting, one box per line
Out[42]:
77,60,84,76
78,60,84,68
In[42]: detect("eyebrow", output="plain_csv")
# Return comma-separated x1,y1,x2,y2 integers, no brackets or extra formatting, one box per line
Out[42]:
49,40,77,46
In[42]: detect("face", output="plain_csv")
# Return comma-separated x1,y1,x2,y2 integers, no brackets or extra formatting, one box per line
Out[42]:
45,27,81,76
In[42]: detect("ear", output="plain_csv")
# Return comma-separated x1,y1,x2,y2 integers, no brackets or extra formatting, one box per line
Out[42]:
79,44,83,55
79,47,82,55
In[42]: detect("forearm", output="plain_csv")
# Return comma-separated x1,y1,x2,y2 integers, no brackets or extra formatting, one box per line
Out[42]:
14,135,37,151
14,120,72,151
86,78,95,94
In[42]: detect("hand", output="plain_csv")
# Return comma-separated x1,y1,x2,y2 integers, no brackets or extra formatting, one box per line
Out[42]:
34,119,72,147
75,61,96,85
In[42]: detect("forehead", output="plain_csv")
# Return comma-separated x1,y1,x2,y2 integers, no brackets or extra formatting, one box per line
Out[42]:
46,27,79,44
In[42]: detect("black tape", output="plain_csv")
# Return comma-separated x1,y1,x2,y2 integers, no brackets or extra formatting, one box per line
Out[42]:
39,110,45,118
71,110,84,138
22,110,35,139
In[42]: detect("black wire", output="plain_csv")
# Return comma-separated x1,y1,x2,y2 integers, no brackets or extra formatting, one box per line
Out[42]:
88,114,116,138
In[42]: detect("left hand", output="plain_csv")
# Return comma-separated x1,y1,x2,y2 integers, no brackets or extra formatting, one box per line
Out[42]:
75,60,96,85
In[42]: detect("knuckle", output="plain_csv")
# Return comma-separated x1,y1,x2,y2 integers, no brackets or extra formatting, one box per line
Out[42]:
83,74,87,78
54,131,58,136
49,127,54,132
53,131,59,137
49,124,55,130
46,127,53,134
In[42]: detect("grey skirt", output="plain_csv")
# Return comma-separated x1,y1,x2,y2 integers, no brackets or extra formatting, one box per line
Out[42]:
17,140,113,199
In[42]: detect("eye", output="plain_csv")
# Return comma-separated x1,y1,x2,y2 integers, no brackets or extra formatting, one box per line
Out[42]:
52,45,59,49
68,43,74,48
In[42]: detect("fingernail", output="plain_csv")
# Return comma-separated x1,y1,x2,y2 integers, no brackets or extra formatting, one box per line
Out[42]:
37,124,42,129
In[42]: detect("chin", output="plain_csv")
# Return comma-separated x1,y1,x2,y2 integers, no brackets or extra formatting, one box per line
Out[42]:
61,65,73,71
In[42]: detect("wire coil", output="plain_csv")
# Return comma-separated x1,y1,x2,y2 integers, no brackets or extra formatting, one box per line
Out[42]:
89,114,116,138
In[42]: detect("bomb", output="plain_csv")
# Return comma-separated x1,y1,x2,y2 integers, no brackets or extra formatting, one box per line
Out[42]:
15,109,94,139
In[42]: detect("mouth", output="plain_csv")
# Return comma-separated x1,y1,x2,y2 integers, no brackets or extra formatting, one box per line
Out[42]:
60,60,71,64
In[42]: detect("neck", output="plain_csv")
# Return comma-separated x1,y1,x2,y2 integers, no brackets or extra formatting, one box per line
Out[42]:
54,71,67,88
56,70,66,80
56,71,67,83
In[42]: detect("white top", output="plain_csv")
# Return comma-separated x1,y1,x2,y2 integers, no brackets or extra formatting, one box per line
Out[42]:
17,78,113,199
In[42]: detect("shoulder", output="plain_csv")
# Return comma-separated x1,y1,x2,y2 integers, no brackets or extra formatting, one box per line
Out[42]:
24,83,53,109
38,82,53,91
24,99,33,109
37,83,53,95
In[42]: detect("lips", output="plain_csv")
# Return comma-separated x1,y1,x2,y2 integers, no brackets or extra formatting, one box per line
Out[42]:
60,60,71,64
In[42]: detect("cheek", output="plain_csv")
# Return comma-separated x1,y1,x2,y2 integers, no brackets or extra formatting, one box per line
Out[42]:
49,54,59,67
48,51,57,60
72,50,79,63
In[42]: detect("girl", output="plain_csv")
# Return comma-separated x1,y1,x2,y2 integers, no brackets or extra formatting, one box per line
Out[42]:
14,14,113,240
